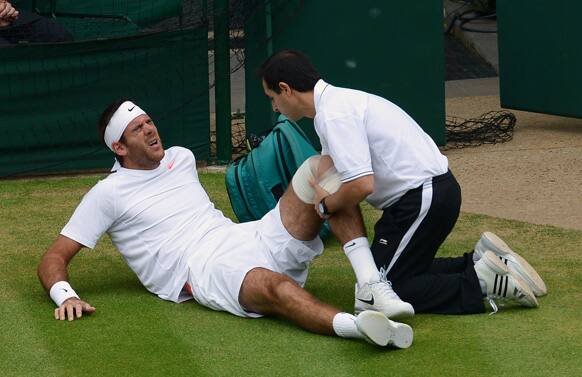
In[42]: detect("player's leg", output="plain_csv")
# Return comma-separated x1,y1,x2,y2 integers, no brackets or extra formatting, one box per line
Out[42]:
278,182,323,241
239,267,337,334
238,267,413,348
281,155,378,284
186,225,412,347
279,155,340,241
282,155,414,319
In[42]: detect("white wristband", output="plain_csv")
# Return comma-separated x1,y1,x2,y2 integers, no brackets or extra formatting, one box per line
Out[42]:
49,281,80,307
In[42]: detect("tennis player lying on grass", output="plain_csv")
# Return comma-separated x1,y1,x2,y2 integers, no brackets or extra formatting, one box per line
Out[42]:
37,100,413,348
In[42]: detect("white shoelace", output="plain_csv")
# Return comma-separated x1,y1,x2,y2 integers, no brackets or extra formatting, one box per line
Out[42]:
487,297,499,315
372,277,401,301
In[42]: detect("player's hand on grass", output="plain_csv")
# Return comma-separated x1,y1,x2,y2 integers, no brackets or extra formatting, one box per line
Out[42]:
55,298,95,321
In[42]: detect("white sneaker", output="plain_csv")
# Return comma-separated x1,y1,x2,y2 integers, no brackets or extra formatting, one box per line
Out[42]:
354,279,415,319
475,232,547,296
355,310,413,348
474,250,538,313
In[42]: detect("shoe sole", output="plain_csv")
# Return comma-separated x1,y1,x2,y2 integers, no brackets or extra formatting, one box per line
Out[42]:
355,311,413,348
477,232,547,296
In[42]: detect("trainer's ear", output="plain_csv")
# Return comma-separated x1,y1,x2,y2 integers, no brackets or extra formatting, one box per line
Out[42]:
278,82,292,96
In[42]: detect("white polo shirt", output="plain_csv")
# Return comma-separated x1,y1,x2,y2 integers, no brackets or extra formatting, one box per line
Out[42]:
313,79,449,209
61,147,234,303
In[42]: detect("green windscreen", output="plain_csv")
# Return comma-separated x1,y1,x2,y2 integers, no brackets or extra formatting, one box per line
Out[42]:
498,1,582,118
245,0,445,147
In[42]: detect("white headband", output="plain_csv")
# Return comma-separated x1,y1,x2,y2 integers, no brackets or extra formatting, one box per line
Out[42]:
104,101,146,152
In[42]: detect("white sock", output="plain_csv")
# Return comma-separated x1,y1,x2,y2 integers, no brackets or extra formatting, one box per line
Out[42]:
343,237,380,286
332,312,364,339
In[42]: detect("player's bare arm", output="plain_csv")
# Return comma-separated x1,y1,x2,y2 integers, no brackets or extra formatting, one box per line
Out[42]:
38,235,95,321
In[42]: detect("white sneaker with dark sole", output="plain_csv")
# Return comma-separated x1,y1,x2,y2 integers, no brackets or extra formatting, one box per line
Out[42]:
475,231,547,296
354,279,415,319
355,310,413,348
474,250,539,313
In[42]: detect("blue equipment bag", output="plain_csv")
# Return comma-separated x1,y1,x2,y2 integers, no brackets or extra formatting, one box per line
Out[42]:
226,115,330,238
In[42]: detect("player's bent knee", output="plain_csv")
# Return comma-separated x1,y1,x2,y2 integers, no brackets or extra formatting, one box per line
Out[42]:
239,268,297,315
262,277,302,316
291,155,342,204
239,268,283,311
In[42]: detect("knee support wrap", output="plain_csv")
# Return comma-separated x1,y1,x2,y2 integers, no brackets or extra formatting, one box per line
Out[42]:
292,156,342,204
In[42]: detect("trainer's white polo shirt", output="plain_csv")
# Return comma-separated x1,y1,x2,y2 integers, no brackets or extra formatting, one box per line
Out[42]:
313,79,448,209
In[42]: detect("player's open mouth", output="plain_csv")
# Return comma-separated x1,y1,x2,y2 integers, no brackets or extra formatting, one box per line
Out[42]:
148,139,159,146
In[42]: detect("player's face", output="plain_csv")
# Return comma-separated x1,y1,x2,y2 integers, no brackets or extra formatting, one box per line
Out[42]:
118,114,165,169
262,79,303,121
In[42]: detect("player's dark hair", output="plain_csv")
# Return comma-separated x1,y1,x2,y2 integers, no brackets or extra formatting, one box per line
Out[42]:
259,50,320,93
98,99,130,165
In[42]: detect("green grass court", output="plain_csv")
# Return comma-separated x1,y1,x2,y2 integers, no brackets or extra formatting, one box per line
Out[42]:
1,173,581,376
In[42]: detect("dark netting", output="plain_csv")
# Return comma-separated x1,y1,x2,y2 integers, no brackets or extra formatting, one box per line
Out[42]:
207,0,248,89
2,1,209,44
443,110,516,150
209,111,246,157
1,0,289,178
1,1,257,85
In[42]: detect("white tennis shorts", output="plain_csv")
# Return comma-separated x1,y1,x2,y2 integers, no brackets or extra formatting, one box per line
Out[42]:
186,203,324,317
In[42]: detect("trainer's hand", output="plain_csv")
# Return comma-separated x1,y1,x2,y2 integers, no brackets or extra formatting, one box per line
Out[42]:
309,178,330,219
54,298,96,321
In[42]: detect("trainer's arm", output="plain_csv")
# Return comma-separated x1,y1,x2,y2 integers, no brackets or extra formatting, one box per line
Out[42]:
38,235,96,321
311,174,374,217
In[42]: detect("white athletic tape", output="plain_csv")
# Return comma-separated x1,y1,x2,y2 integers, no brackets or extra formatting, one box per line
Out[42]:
104,101,146,152
292,155,341,204
49,281,80,307
292,157,316,203
318,166,342,196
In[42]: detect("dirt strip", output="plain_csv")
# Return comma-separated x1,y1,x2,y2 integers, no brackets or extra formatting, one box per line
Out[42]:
444,95,582,231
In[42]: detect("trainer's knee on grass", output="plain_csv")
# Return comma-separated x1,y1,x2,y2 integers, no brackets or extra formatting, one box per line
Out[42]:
239,267,300,316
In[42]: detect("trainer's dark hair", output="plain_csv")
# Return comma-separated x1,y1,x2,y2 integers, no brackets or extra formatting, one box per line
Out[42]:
98,99,130,164
259,50,320,93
